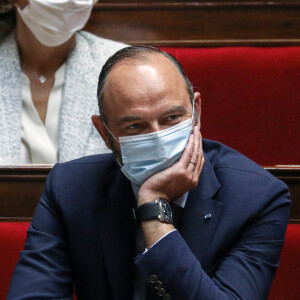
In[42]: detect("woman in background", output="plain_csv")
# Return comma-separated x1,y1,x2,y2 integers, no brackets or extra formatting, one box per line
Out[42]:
0,0,125,164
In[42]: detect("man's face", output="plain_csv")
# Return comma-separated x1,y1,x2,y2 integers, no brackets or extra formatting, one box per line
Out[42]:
93,54,201,163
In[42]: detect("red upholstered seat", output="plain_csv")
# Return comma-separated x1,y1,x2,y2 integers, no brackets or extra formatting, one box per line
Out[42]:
162,47,300,166
0,222,29,300
1,222,298,299
0,222,77,300
268,224,300,300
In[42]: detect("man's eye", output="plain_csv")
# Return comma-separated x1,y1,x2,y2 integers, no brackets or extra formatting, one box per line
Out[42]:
167,115,181,122
128,123,140,129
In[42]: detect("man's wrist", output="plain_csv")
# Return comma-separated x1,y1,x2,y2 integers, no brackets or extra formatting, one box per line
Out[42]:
141,221,174,248
138,189,170,207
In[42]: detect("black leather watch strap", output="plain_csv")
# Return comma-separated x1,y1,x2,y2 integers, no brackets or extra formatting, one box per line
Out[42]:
134,199,173,224
135,201,160,222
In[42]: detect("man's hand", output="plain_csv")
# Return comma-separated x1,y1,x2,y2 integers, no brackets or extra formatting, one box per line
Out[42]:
138,125,205,248
138,125,205,206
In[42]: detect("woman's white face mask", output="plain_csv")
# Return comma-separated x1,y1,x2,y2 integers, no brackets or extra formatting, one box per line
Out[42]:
18,0,94,47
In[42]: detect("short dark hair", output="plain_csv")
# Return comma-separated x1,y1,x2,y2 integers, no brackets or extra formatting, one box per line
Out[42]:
97,46,195,122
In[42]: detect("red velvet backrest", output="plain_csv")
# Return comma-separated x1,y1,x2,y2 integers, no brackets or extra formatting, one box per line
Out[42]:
162,47,300,166
0,222,298,299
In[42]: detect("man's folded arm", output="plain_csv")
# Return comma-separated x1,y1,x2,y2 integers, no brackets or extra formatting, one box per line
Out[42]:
7,164,74,300
135,179,291,300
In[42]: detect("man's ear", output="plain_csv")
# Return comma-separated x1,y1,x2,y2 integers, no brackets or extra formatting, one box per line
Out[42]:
194,92,201,127
91,115,112,150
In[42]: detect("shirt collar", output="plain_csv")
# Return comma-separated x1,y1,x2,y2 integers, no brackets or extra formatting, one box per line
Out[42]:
130,182,189,208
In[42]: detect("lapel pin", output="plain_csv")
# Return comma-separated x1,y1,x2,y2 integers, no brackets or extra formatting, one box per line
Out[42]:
204,213,212,220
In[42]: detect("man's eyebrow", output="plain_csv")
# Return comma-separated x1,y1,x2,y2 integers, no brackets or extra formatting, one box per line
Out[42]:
118,115,141,124
118,105,188,124
162,105,188,115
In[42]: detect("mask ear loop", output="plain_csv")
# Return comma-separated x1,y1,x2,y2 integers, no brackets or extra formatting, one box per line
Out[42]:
102,121,123,167
103,121,120,144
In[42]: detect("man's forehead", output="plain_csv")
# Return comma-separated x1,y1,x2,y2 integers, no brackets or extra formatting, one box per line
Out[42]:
107,53,182,83
100,53,191,125
104,54,186,96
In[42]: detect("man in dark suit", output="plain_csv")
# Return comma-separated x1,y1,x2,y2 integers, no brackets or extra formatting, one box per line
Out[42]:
8,46,290,300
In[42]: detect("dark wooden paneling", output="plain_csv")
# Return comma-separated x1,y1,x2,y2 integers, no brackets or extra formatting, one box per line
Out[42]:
0,166,299,223
0,166,52,222
83,1,300,46
267,167,300,224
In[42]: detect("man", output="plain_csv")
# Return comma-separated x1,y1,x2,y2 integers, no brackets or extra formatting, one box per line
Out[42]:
8,46,290,300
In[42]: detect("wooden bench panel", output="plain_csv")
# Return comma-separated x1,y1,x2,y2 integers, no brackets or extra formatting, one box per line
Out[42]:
84,1,300,47
0,166,299,223
0,166,51,222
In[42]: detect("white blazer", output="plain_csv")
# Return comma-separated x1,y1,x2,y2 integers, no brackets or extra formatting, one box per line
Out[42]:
0,31,126,164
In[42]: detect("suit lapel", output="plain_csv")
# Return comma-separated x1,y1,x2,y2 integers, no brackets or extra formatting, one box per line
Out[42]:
179,156,223,271
0,32,22,164
95,167,136,300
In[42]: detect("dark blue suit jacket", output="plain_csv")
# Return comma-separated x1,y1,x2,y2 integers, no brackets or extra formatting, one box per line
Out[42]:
7,139,290,300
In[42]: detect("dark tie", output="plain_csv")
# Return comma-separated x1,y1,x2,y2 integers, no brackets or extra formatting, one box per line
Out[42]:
133,224,146,300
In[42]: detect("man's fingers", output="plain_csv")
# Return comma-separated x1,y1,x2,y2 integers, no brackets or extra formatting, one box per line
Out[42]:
195,154,205,177
179,130,195,168
197,131,205,176
187,126,200,172
193,131,204,182
198,130,203,156
195,131,204,173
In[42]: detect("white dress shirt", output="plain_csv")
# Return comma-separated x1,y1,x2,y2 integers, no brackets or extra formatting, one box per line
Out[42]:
20,64,66,164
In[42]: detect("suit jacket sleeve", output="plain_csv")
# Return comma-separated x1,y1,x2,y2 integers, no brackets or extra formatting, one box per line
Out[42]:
134,179,290,300
7,164,74,300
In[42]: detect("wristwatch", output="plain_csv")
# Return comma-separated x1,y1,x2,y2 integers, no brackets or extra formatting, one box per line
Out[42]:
134,199,173,224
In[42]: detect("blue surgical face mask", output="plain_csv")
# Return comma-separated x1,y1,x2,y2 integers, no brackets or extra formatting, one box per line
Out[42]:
105,104,194,186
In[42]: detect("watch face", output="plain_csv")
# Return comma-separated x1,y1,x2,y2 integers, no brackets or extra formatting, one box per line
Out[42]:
159,200,173,223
